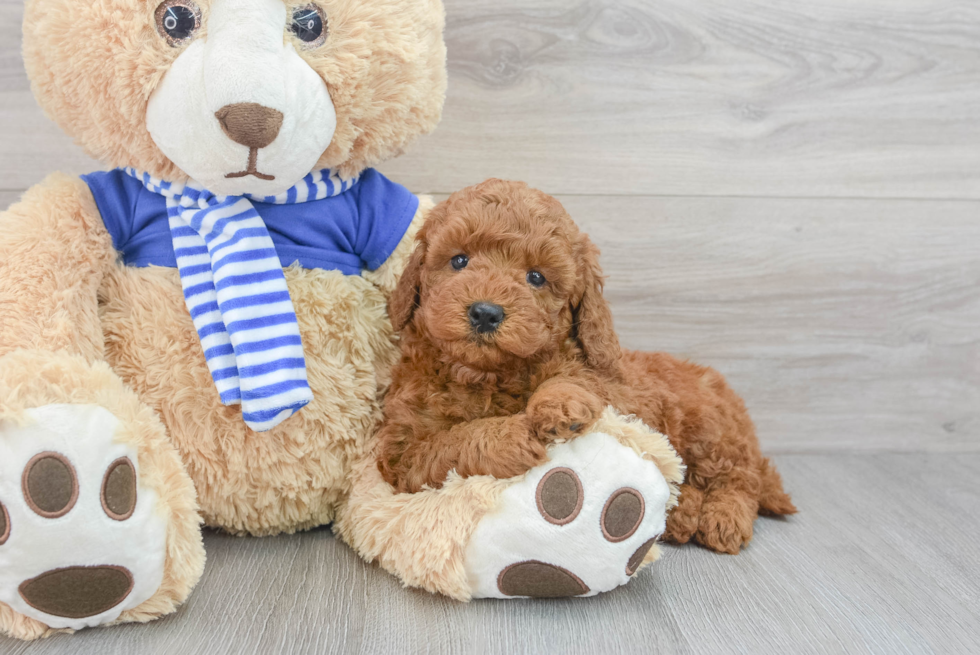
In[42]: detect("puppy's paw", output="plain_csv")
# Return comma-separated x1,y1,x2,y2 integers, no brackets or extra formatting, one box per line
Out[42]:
695,491,756,555
663,483,703,545
527,382,603,441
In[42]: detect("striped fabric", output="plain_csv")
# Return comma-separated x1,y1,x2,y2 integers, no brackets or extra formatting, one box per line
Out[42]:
126,168,359,431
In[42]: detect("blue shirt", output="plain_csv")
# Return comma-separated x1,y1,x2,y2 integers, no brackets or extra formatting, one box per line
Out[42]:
82,168,419,274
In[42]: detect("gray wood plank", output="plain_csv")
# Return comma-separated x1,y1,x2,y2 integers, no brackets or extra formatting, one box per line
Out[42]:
0,0,99,191
2,0,980,198
559,194,980,453
1,454,977,654
0,192,21,210
395,0,980,198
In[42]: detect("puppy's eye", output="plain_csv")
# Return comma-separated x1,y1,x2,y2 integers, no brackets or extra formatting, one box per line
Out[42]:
290,4,328,48
451,254,469,271
154,0,201,46
527,270,546,287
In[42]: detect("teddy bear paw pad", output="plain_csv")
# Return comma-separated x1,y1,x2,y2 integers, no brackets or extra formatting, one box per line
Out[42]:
0,405,167,629
465,431,672,599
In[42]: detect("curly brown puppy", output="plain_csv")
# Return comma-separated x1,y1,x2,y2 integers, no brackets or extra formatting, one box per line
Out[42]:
376,179,796,554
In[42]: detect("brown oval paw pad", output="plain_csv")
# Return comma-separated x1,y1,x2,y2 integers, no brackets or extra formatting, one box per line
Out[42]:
626,538,657,575
0,501,9,545
535,467,583,525
102,457,137,521
601,488,645,542
22,452,79,519
19,565,134,619
497,561,590,597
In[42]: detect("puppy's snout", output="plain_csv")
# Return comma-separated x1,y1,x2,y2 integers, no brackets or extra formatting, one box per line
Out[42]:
468,302,505,335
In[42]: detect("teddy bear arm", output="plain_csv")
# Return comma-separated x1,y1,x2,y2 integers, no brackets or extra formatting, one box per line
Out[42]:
342,408,686,601
360,195,435,298
0,173,116,362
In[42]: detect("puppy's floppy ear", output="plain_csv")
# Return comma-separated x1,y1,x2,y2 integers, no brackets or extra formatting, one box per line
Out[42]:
573,233,622,372
389,237,427,332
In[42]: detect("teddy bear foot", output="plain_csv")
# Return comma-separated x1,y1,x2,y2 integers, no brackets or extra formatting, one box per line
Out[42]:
0,404,169,631
464,431,674,598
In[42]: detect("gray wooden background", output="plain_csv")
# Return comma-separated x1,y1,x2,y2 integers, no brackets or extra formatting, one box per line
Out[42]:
1,0,978,653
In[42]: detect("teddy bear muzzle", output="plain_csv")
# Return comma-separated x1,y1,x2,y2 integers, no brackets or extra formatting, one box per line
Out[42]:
145,0,337,196
215,102,285,181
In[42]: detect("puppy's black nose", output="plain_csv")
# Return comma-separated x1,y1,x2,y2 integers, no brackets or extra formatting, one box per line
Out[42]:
468,302,505,334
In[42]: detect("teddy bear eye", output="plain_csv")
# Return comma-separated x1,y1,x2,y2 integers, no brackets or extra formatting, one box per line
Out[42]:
154,1,201,45
527,270,546,287
290,4,328,48
451,254,469,271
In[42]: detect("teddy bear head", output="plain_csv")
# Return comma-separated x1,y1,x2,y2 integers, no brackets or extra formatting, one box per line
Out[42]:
22,0,446,196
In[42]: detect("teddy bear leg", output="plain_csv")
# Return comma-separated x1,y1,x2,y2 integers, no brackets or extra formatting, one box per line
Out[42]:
0,351,205,641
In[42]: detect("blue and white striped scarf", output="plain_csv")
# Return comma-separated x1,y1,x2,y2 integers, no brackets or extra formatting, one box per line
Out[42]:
126,168,359,432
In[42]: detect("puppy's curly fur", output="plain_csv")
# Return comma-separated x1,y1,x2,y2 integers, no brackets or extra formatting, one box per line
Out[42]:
377,179,796,554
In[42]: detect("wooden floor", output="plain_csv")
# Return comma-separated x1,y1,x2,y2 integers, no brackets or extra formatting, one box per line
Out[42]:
1,454,977,655
1,0,978,652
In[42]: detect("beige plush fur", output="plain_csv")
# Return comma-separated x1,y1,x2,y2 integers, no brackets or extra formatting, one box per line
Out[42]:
98,201,431,535
335,407,684,600
22,0,446,182
0,174,115,362
4,0,441,625
12,0,446,537
0,169,429,638
4,0,445,636
0,350,205,640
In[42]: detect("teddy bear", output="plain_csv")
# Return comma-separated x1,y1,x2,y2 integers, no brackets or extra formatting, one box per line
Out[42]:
0,0,683,640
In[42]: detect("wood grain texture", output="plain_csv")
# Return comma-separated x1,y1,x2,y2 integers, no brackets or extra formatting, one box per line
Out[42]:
389,0,980,197
1,454,977,654
3,0,980,197
0,192,21,210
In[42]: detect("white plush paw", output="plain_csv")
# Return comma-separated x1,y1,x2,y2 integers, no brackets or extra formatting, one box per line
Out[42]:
0,405,167,630
465,431,671,598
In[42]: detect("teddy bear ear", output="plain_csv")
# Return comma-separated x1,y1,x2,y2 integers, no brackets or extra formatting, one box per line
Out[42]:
389,239,427,332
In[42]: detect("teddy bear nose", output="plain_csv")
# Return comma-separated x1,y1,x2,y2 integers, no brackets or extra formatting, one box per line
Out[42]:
468,302,505,335
214,103,284,149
